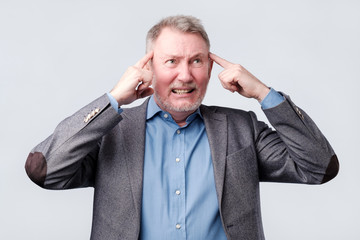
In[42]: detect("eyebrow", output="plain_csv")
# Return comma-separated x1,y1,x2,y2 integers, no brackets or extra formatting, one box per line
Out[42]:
191,53,206,59
162,52,207,59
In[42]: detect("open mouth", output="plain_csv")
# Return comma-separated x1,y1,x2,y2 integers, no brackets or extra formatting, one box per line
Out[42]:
172,89,195,94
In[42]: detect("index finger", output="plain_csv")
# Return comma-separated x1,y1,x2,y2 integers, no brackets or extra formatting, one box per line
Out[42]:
135,51,154,69
209,52,233,69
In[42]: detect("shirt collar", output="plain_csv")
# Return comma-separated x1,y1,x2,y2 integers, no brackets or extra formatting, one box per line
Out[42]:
146,96,203,123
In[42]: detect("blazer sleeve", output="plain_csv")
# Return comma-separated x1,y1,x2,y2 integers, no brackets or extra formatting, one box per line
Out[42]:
25,94,123,189
255,94,339,184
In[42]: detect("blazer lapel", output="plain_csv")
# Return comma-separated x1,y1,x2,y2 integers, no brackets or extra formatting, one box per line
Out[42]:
200,105,228,208
120,99,149,221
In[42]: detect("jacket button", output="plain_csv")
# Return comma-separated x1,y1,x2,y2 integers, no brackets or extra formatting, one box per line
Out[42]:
296,107,304,120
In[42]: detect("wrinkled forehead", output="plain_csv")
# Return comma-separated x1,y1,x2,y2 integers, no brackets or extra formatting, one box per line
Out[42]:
151,28,209,56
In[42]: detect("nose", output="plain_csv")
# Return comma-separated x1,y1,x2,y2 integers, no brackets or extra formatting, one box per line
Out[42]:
177,63,192,82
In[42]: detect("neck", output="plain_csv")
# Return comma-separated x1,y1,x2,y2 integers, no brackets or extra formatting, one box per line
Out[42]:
169,110,196,127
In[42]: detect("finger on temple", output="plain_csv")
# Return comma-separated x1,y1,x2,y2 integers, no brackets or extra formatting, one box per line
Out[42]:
209,52,232,68
135,51,154,68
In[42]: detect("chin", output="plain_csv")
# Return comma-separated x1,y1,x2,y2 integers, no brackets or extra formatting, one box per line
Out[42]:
171,103,200,112
155,93,204,113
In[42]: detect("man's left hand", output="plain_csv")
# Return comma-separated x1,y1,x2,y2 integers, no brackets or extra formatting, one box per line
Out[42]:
210,53,270,102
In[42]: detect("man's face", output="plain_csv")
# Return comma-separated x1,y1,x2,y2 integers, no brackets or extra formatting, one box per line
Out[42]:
150,27,212,115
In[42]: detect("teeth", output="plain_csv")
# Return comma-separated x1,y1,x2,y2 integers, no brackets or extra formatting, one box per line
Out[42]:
173,89,192,94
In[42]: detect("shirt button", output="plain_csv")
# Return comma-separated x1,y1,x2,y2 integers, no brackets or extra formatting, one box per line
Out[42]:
176,130,181,134
176,224,181,229
175,190,181,195
175,157,180,163
164,113,168,118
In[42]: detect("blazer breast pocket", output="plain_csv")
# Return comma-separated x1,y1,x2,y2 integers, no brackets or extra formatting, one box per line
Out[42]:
225,145,259,185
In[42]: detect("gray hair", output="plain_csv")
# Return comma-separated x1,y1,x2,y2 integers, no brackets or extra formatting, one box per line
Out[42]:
146,15,210,52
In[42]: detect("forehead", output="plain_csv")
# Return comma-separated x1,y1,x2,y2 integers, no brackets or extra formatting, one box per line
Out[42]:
153,27,209,56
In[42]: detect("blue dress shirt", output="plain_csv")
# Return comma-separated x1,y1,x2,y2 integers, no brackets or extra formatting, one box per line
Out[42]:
140,97,227,239
106,88,284,239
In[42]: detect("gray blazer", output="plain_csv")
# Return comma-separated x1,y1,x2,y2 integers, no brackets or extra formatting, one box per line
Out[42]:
25,94,339,240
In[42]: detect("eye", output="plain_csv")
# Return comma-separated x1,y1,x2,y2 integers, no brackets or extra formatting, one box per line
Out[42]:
164,59,178,68
191,58,204,67
166,59,176,64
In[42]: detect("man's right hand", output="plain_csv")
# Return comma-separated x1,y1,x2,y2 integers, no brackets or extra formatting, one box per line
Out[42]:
110,51,154,107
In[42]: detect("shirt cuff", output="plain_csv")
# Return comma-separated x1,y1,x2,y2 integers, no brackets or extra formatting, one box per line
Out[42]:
106,93,123,114
260,88,285,109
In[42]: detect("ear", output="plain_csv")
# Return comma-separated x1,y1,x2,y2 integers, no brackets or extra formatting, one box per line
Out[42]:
145,59,152,71
208,58,214,78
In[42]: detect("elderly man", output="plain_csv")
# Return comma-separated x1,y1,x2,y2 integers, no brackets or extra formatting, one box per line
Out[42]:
25,15,339,240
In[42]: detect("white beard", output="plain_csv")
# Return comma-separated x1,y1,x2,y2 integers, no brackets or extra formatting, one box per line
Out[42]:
154,90,204,113
153,80,207,113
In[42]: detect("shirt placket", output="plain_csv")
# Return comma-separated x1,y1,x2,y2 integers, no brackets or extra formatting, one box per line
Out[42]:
172,127,186,239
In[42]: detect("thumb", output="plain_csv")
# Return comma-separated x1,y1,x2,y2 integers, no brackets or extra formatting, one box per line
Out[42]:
138,88,154,99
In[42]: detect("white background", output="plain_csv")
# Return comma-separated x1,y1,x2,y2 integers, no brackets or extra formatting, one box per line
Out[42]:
1,0,359,239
